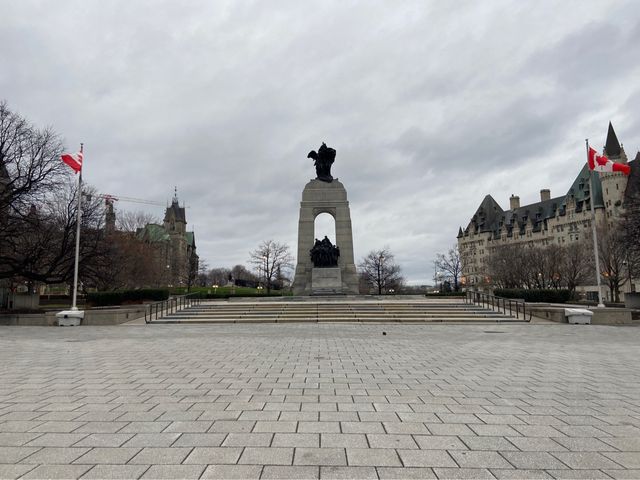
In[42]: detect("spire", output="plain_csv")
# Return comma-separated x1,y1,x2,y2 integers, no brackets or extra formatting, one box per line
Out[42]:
604,122,621,157
173,186,179,205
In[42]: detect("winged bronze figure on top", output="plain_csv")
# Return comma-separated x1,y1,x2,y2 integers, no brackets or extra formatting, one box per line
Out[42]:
308,142,336,183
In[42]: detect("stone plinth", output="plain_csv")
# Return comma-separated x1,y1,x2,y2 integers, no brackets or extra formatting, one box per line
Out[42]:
292,179,359,295
311,267,342,295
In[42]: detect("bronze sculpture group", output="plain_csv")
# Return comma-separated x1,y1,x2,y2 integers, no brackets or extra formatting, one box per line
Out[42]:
310,236,340,268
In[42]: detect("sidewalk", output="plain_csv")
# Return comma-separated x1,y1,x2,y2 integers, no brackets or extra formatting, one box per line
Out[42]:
1,323,639,479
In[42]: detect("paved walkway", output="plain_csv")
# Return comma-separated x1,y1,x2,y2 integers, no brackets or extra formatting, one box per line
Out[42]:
1,323,639,479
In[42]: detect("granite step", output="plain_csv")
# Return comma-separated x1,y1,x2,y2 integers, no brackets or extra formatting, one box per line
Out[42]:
149,299,526,324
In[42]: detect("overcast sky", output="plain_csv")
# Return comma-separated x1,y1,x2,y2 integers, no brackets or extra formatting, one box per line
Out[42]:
2,0,639,284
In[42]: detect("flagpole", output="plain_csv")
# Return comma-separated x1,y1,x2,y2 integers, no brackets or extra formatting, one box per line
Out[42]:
71,143,83,311
586,139,605,308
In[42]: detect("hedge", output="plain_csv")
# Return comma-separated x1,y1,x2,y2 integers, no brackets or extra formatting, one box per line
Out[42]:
425,292,466,297
189,292,291,300
86,289,169,307
493,289,571,303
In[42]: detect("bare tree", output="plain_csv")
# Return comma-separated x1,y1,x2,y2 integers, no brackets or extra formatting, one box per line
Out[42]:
0,100,69,282
598,223,629,303
485,244,526,289
526,244,567,289
116,210,159,233
1,173,111,288
435,245,462,291
485,239,597,298
249,240,294,294
358,248,403,295
622,192,640,291
230,265,257,286
105,233,166,290
186,252,199,292
196,259,210,287
209,267,232,286
558,240,592,296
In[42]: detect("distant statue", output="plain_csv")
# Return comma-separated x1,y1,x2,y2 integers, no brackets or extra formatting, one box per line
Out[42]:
310,236,340,267
307,142,336,183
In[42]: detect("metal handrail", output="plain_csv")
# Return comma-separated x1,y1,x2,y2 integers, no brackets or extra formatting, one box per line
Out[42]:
144,293,201,323
465,290,531,321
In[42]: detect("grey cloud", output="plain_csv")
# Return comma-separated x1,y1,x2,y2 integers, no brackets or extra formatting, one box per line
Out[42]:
1,0,639,284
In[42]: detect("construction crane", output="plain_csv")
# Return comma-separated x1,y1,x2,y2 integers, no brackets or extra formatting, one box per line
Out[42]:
95,194,166,207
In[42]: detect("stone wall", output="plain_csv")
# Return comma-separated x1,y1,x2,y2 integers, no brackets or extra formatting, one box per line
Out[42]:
0,306,147,326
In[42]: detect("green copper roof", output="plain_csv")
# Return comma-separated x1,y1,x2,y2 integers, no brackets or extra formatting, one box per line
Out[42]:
565,163,604,209
185,231,195,247
138,223,170,242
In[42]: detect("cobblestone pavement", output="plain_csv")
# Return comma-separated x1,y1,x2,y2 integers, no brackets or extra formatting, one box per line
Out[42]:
1,323,640,479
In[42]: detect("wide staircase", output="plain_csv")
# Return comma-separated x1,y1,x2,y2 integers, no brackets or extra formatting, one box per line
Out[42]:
149,298,525,324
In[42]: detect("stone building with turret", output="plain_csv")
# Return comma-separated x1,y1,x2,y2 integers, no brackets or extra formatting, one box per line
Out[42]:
136,191,198,287
458,123,638,299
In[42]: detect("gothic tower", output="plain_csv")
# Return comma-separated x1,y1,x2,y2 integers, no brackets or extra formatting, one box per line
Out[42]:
163,188,189,284
105,198,116,234
600,122,629,221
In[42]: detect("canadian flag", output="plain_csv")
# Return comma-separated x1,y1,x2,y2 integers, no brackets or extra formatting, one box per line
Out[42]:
588,146,630,175
61,151,83,174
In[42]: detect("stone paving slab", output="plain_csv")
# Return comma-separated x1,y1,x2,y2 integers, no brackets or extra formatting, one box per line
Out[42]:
1,323,639,478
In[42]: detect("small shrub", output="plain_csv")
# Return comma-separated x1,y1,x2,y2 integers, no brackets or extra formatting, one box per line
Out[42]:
493,288,571,303
425,292,466,297
189,291,291,300
86,289,169,307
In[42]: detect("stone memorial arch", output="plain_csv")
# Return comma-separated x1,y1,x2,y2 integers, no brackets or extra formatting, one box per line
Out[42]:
292,144,359,295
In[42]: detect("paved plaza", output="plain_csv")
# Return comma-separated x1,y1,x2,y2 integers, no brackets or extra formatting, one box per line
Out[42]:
1,322,640,479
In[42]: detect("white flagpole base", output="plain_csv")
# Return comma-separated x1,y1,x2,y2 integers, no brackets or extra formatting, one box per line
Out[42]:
597,303,606,308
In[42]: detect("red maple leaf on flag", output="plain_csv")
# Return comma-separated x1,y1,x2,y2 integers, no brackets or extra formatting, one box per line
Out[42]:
596,155,608,166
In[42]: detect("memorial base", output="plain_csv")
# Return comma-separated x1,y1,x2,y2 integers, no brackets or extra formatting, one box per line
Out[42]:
311,267,342,295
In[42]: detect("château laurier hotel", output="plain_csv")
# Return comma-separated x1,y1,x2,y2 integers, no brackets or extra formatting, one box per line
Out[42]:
458,123,638,300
